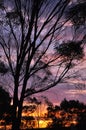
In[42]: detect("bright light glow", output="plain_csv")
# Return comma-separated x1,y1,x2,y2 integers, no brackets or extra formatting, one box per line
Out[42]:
38,119,52,128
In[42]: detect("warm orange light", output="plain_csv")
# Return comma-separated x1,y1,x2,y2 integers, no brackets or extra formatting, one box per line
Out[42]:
37,119,52,128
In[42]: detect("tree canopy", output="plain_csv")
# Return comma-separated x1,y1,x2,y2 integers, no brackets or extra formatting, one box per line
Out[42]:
0,0,85,129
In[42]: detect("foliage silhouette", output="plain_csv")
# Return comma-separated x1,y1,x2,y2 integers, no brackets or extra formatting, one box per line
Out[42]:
55,41,84,60
66,0,86,43
0,61,9,74
0,86,11,118
77,110,86,130
66,1,86,27
47,99,86,129
0,86,12,128
0,0,85,129
60,98,86,110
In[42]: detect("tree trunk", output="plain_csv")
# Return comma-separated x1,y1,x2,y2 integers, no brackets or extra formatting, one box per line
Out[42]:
12,99,24,130
12,117,19,130
12,104,19,130
12,81,20,130
12,105,22,130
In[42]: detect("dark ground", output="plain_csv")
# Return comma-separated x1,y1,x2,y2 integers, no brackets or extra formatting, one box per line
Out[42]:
25,127,79,130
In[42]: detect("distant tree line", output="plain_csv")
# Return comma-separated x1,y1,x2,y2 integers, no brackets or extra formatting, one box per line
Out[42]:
47,98,86,130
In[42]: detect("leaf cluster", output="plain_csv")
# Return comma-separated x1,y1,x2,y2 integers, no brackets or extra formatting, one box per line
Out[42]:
66,2,86,26
55,41,84,60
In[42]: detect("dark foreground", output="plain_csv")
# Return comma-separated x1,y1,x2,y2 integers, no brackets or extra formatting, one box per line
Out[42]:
25,127,85,130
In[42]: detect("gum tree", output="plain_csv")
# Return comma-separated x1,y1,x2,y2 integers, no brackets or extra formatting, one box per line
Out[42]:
0,0,84,129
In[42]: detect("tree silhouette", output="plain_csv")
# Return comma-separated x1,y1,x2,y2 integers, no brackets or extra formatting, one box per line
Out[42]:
0,86,11,118
77,109,86,130
60,98,86,111
0,86,11,129
47,99,86,129
0,61,9,74
0,0,85,129
55,41,84,60
66,1,86,27
22,105,36,129
66,0,86,42
60,98,69,111
47,103,62,128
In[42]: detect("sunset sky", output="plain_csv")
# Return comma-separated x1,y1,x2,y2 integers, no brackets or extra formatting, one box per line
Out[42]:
0,1,86,129
0,0,86,106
